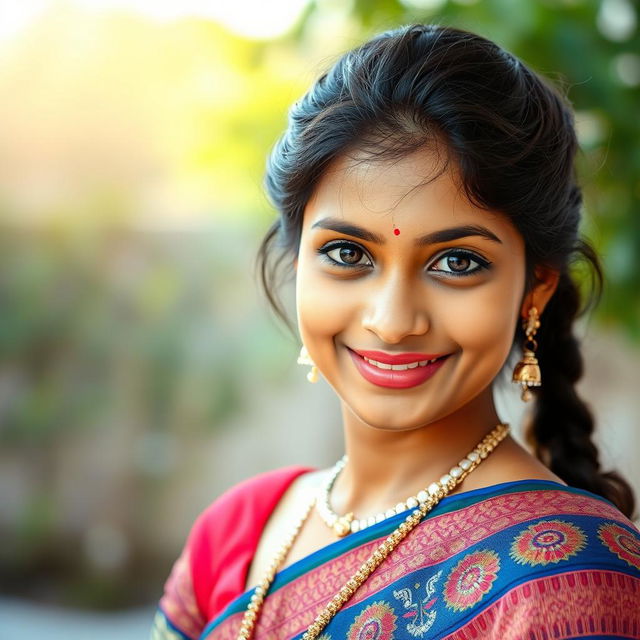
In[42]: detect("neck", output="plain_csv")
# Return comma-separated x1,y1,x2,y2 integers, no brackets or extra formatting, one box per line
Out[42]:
331,389,505,517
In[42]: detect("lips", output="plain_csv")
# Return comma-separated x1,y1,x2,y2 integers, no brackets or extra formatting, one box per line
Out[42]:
353,350,446,366
348,348,451,389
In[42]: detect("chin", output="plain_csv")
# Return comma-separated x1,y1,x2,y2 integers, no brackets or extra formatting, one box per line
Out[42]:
345,400,439,432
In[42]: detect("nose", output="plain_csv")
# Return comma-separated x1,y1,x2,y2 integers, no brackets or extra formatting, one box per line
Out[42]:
361,272,430,344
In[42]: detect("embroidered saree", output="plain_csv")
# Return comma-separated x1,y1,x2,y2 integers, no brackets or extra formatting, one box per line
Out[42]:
152,467,640,639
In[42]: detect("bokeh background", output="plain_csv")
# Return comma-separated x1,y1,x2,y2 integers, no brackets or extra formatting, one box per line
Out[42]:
0,0,638,637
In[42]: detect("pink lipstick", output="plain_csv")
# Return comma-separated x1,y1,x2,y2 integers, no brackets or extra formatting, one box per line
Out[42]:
348,349,451,389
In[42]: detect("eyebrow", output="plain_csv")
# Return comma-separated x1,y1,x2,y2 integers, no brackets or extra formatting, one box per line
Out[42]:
310,217,503,246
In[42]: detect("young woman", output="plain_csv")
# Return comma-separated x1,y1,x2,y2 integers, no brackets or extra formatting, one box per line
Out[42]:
152,24,640,640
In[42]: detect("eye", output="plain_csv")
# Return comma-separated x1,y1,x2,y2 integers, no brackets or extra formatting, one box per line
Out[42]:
429,249,491,277
318,241,372,268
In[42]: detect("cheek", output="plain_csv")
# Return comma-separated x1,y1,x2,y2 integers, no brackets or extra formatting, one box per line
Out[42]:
440,273,522,364
295,258,355,343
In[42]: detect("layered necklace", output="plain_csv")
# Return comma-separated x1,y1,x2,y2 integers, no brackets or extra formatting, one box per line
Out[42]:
236,422,510,640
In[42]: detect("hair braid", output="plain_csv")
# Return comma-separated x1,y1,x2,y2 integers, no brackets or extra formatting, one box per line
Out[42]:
527,266,636,519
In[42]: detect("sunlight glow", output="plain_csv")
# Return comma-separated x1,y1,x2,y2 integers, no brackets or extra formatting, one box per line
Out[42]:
0,1,50,43
0,0,311,42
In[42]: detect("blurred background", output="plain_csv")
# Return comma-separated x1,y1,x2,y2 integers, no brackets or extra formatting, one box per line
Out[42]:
0,0,638,637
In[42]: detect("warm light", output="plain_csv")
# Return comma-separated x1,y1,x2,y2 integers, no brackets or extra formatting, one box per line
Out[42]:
0,0,312,42
0,1,50,43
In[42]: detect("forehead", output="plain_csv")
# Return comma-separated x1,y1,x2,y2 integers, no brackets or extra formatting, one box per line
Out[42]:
303,147,520,243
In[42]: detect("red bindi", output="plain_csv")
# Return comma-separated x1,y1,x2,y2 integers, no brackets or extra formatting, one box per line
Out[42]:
393,227,400,236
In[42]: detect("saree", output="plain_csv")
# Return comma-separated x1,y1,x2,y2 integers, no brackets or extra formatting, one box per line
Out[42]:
152,467,640,639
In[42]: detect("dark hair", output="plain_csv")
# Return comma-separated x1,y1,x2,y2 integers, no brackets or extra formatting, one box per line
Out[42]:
256,24,636,518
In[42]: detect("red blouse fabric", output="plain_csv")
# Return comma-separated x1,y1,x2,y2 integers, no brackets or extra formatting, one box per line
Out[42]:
157,465,314,638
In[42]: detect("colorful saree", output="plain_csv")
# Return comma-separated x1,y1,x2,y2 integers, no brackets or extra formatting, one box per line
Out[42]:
152,467,640,639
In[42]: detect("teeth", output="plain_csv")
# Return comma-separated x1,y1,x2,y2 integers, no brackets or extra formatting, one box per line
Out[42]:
363,356,441,370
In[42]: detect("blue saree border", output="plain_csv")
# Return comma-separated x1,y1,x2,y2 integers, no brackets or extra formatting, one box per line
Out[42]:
200,478,623,638
401,515,639,638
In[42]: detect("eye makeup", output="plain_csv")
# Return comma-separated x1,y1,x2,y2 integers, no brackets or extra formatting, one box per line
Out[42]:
317,241,492,278
428,249,492,277
317,241,372,269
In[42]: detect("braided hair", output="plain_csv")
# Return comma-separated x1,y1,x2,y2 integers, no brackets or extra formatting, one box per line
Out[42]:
257,24,636,518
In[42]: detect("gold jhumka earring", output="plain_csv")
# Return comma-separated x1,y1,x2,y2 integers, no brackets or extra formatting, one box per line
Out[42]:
512,306,541,402
297,345,319,383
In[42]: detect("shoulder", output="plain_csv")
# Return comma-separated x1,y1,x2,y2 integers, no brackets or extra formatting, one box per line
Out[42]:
432,480,640,588
164,465,316,625
494,497,640,634
432,483,640,634
156,467,314,637
188,465,317,554
496,483,640,571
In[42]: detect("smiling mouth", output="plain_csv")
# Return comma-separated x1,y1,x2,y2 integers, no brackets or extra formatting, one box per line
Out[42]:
347,349,451,389
362,356,441,370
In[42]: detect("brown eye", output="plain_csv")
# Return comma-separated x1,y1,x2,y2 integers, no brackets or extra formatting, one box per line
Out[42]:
322,242,372,267
447,254,471,272
429,250,491,277
337,247,362,264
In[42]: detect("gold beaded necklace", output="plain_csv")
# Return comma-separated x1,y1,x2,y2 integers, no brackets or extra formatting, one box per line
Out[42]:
236,422,510,640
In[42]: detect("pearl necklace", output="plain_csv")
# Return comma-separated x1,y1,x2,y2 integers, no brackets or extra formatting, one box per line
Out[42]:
317,423,509,537
236,422,510,640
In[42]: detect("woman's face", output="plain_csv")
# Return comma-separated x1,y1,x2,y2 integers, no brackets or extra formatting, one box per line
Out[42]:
295,146,528,431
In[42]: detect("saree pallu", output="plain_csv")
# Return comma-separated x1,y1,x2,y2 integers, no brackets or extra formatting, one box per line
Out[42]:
152,470,640,640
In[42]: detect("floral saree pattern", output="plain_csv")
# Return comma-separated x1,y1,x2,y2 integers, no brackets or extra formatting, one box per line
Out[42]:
152,478,640,639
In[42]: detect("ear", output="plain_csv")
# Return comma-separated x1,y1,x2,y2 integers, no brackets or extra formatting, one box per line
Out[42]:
519,265,560,319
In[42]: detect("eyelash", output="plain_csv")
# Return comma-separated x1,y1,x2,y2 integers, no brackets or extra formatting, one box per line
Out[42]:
317,241,492,277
